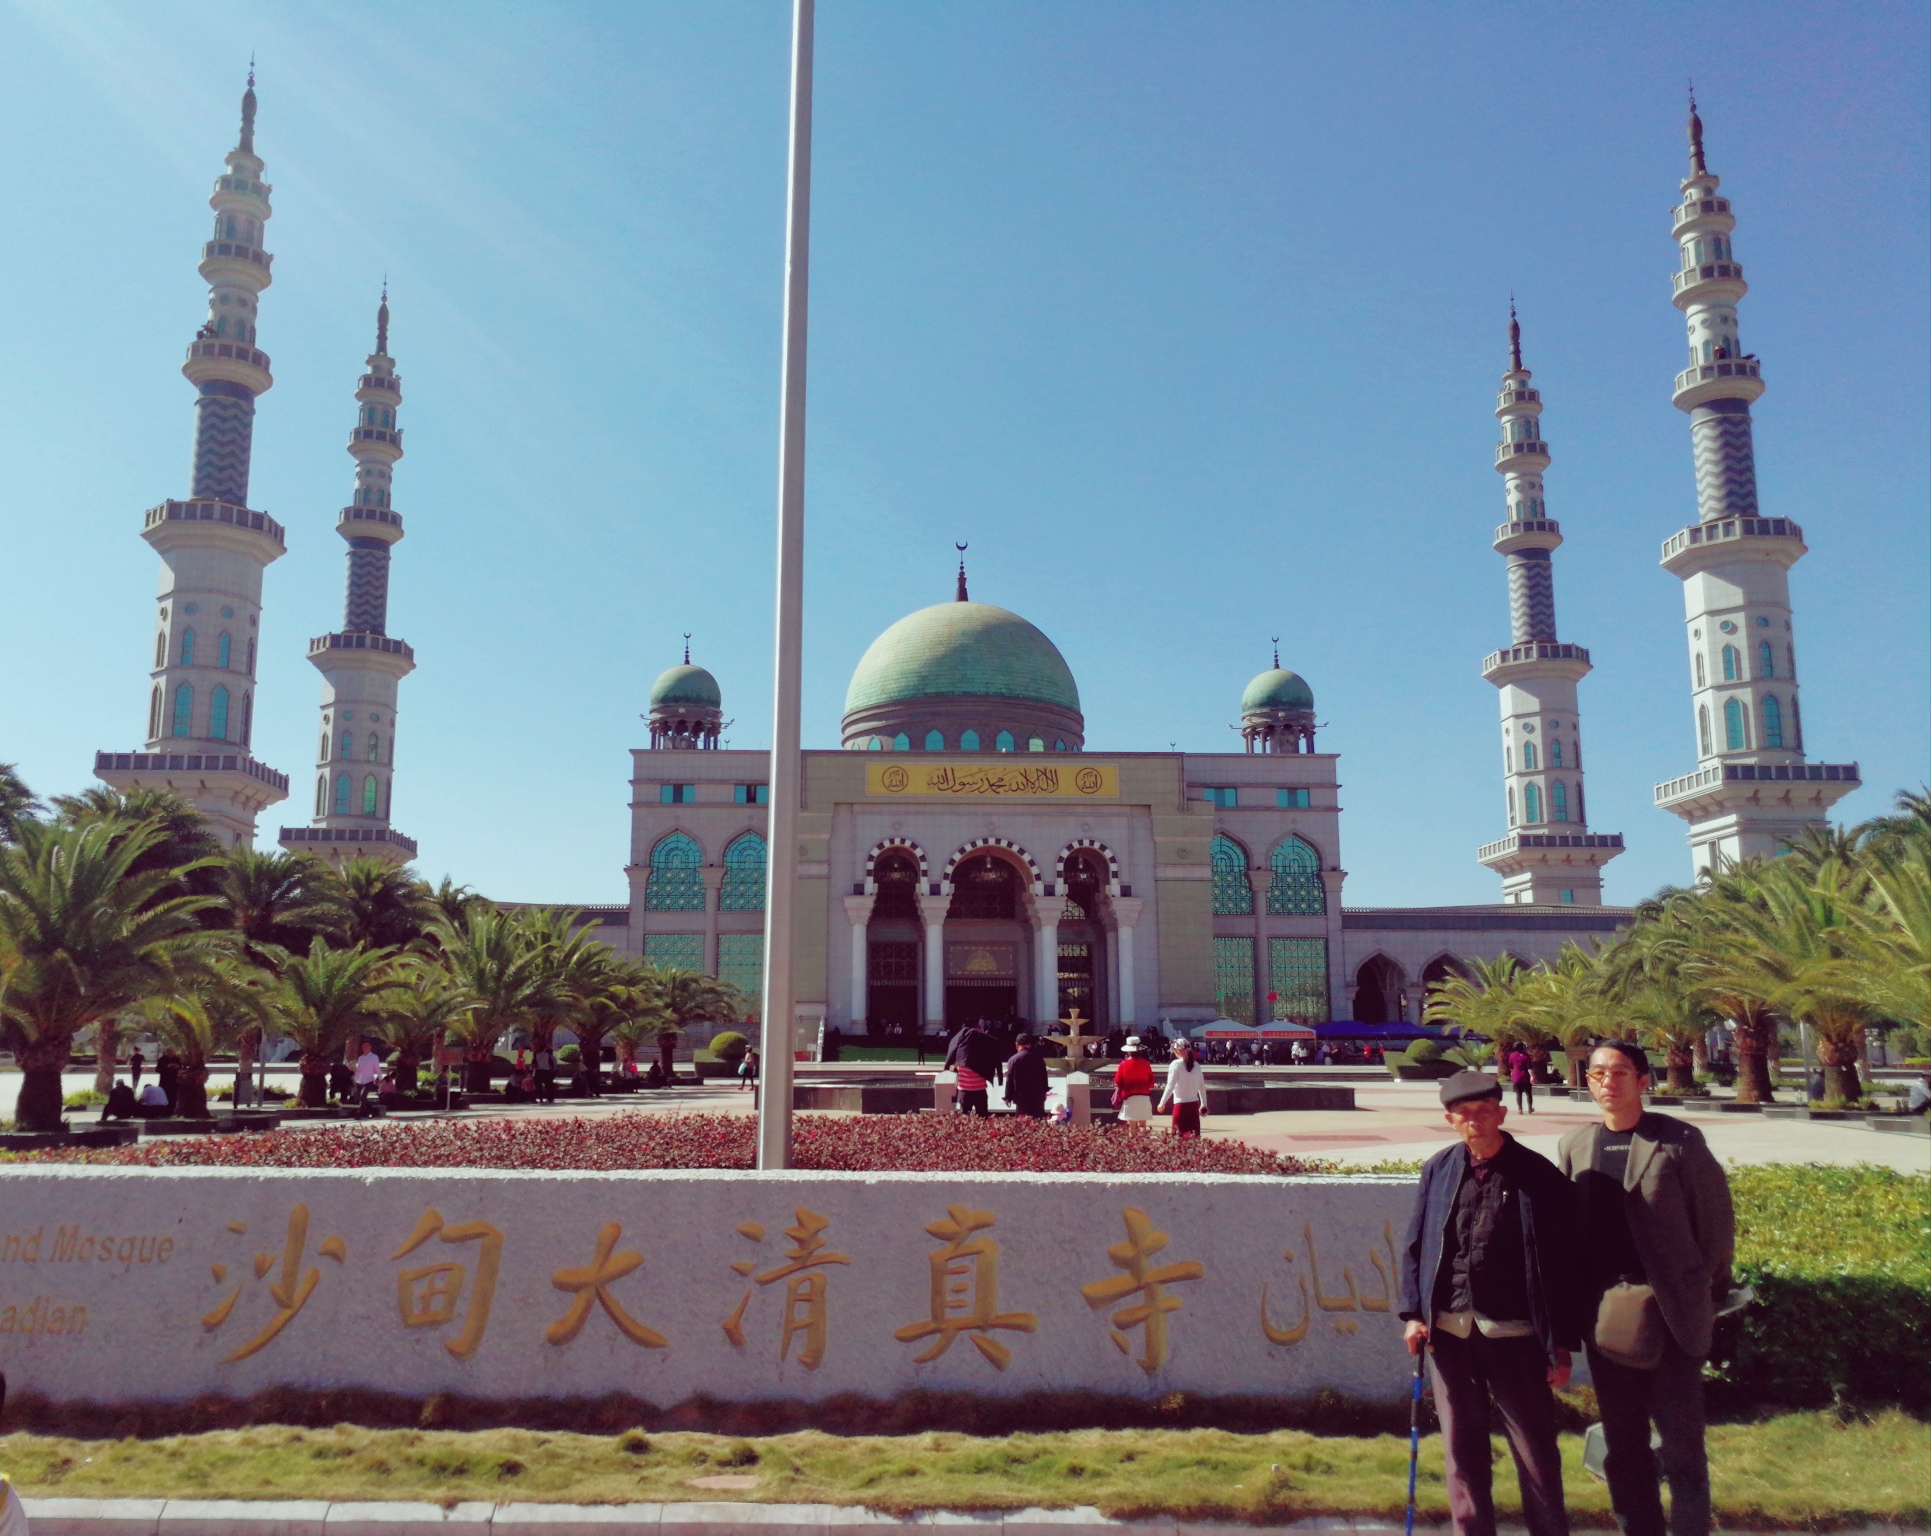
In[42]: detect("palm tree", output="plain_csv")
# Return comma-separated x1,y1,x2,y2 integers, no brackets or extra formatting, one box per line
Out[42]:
640,963,745,1074
0,763,42,844
316,856,441,952
1424,951,1527,1055
210,846,337,1098
1522,942,1617,1087
135,949,275,1117
518,909,610,1064
430,877,489,931
271,938,399,1106
1851,846,1931,1037
0,818,219,1131
370,958,474,1096
1672,871,1789,1103
434,907,552,1092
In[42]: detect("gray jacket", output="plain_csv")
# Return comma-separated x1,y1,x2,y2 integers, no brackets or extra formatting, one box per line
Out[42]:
1556,1113,1736,1358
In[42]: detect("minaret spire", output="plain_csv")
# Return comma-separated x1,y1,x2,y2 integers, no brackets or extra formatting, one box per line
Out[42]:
280,288,418,865
955,542,969,602
94,77,288,846
1477,306,1622,905
1653,99,1858,877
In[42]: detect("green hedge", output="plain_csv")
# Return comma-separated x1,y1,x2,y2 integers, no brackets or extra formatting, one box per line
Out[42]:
1712,1165,1930,1411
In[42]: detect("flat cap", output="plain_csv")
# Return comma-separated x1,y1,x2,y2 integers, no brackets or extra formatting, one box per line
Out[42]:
1440,1070,1503,1108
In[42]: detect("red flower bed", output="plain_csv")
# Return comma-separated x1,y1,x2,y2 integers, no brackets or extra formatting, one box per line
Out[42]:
9,1113,1312,1175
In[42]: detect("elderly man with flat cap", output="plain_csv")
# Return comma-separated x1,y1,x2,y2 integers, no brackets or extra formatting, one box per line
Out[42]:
1398,1071,1583,1536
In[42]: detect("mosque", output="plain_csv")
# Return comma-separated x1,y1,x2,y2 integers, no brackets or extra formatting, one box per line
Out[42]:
84,82,1862,1038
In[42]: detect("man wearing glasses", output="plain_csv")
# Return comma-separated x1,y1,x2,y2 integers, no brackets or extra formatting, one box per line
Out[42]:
1559,1041,1735,1536
1398,1071,1582,1536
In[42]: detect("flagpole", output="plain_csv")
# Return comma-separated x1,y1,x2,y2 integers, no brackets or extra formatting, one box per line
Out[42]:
757,0,814,1170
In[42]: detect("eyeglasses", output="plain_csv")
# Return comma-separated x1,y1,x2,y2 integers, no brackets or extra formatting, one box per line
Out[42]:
1586,1068,1642,1085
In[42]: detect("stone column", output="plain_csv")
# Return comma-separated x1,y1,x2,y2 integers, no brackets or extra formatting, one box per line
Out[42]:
1112,897,1143,1026
1033,911,1059,1027
1320,868,1348,1022
701,867,725,975
842,893,875,1028
1248,870,1273,1023
919,892,950,1030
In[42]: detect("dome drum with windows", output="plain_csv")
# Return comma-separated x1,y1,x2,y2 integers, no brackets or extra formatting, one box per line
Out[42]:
648,644,724,751
1239,653,1317,754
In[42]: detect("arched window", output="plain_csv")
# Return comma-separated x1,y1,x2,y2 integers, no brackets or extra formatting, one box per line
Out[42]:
340,730,355,760
1267,836,1326,916
893,732,910,751
1695,653,1705,687
1572,739,1580,769
246,638,256,675
924,729,944,752
645,832,705,911
209,685,230,742
720,832,768,912
1029,736,1045,751
148,686,163,740
1522,741,1538,770
1724,697,1747,751
1507,786,1516,826
334,773,352,815
315,776,327,817
1759,641,1774,677
218,631,232,669
960,729,981,751
241,692,252,747
1762,695,1783,749
1055,738,1067,751
995,730,1015,752
1721,644,1739,681
1785,643,1795,679
866,736,882,750
154,632,166,669
1505,744,1513,772
385,734,393,763
1550,739,1563,768
368,732,381,762
1524,783,1543,823
1790,697,1802,749
171,684,193,737
1210,834,1253,916
1575,781,1585,825
320,732,331,762
362,775,380,815
180,628,195,667
1699,705,1712,756
1551,780,1568,822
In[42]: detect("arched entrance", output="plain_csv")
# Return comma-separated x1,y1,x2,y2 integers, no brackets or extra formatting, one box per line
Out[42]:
1351,954,1407,1024
944,851,1026,1029
864,851,922,1039
1419,953,1473,1016
1058,849,1110,1026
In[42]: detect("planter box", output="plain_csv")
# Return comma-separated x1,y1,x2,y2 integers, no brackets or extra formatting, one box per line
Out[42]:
139,1117,221,1136
1391,1061,1457,1081
212,1111,284,1132
1718,1101,1765,1113
1869,1115,1930,1136
1760,1105,1809,1121
0,1123,140,1151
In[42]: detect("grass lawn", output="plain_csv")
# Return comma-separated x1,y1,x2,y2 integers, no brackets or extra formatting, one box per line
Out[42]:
2,1412,1924,1525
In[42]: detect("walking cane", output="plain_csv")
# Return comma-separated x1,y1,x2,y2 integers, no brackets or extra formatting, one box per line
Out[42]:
1404,1341,1426,1536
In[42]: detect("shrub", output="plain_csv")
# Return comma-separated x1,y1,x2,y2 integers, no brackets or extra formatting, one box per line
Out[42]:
709,1032,750,1066
62,1089,108,1110
1404,1038,1445,1063
1711,1165,1931,1412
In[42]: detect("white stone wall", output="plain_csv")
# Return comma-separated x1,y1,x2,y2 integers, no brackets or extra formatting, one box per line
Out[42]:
0,1168,1416,1405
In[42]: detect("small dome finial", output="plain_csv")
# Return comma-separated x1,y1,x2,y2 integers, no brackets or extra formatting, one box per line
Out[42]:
1509,295,1523,372
239,57,258,154
683,631,692,665
1687,83,1707,175
1271,635,1280,669
955,542,969,602
375,279,390,355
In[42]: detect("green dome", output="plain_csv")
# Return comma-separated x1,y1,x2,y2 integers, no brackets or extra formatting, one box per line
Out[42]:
845,601,1080,716
1241,667,1314,714
650,663,721,710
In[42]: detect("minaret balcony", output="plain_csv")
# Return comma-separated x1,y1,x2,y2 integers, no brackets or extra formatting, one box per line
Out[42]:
309,630,417,677
1493,518,1562,554
1672,358,1764,410
1654,760,1860,820
279,825,420,861
213,174,272,200
1477,830,1624,868
199,240,274,274
1671,196,1733,232
95,749,289,796
1494,441,1549,468
350,426,404,450
339,505,405,539
357,372,404,399
143,498,285,551
1671,262,1746,304
1482,641,1591,684
1496,386,1540,409
1660,516,1805,575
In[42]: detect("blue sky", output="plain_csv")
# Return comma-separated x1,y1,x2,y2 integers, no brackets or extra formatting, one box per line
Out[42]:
2,1,1925,907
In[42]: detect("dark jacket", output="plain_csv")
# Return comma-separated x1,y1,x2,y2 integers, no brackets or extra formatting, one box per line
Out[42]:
944,1027,1004,1083
1004,1046,1050,1106
1398,1134,1583,1360
1557,1113,1735,1358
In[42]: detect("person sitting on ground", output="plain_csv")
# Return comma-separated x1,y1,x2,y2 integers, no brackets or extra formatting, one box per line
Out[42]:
136,1080,170,1119
1908,1073,1931,1115
643,1060,666,1090
1004,1034,1050,1119
1112,1036,1156,1127
102,1081,138,1121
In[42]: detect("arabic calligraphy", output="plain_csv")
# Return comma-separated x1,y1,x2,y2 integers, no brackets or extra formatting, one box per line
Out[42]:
866,763,1119,799
1261,1221,1402,1347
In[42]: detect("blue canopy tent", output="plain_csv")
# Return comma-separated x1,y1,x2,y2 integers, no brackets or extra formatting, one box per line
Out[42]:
1313,1021,1455,1043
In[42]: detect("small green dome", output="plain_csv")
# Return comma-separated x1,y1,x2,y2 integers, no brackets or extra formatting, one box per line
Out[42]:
845,601,1080,716
650,663,721,710
1241,667,1314,714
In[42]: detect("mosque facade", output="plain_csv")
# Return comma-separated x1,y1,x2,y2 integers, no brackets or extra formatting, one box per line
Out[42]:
81,83,1860,1032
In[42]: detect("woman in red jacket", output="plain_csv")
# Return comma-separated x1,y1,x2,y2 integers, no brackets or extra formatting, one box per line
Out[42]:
1113,1036,1156,1127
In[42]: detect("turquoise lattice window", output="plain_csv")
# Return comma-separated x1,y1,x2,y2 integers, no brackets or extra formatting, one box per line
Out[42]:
960,730,980,751
1267,837,1325,916
1699,706,1712,756
180,628,195,666
1524,783,1543,824
1210,834,1252,915
718,934,764,1020
1722,645,1740,681
1551,780,1568,822
218,631,231,669
1724,697,1746,751
924,730,944,751
720,832,767,912
645,832,705,911
1213,937,1255,1025
995,731,1015,752
209,686,229,742
644,933,703,970
1759,641,1774,677
1269,938,1329,1022
894,732,911,751
1762,695,1783,749
334,773,352,815
171,684,193,737
363,775,380,815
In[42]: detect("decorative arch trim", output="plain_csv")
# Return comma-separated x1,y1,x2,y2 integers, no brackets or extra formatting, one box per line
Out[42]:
863,839,929,892
941,838,1042,896
1054,838,1121,894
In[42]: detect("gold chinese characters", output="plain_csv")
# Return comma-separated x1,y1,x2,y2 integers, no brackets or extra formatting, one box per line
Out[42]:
893,1206,1037,1369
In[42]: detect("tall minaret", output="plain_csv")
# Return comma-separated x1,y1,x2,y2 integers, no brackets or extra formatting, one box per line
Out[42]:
94,72,290,846
279,291,418,866
1476,306,1623,905
1652,99,1858,877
